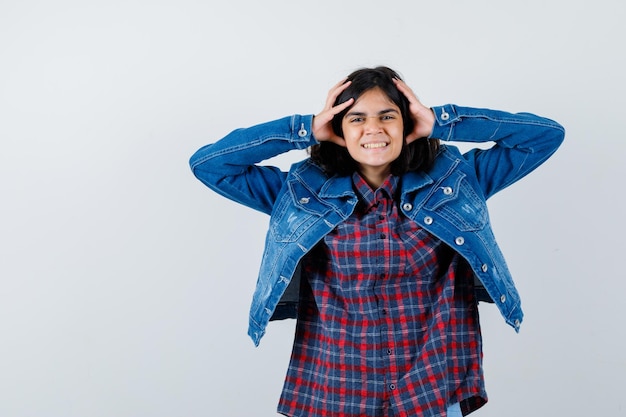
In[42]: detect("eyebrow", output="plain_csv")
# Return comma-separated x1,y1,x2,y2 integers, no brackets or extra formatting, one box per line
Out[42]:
345,108,400,117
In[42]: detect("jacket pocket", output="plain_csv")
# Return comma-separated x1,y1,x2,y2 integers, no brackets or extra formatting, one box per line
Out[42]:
269,182,331,243
423,170,487,231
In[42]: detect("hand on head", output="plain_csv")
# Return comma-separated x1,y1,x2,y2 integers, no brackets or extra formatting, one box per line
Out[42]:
312,79,353,146
392,78,435,143
312,74,435,146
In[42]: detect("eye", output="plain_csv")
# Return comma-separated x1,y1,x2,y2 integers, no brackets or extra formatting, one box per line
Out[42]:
380,114,398,122
348,116,365,123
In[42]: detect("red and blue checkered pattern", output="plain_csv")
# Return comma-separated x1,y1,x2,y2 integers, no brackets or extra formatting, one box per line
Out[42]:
278,173,487,417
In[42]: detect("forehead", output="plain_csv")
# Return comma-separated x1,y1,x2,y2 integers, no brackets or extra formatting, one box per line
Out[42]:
350,87,399,111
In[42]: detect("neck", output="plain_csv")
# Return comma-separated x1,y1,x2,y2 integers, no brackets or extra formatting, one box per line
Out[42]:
359,167,391,190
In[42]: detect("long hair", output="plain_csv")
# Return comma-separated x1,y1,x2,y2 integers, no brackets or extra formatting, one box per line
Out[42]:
309,66,440,177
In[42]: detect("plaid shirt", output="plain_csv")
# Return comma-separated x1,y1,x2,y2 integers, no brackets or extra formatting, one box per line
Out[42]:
278,173,487,417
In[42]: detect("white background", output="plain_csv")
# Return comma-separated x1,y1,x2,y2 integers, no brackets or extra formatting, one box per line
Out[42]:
1,0,624,416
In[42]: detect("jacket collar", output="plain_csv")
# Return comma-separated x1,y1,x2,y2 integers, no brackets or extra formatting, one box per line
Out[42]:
400,170,434,195
293,158,436,201
319,175,355,199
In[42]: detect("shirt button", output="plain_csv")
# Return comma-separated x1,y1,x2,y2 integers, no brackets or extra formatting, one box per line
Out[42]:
442,186,453,195
380,233,386,239
402,202,413,211
500,294,506,303
424,216,433,225
481,264,488,272
389,384,396,390
455,236,465,246
386,348,392,355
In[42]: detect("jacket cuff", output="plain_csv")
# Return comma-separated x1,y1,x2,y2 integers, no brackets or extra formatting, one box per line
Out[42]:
430,105,459,141
292,114,316,149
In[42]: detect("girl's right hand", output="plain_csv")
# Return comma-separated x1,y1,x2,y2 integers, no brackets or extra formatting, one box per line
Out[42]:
311,79,354,147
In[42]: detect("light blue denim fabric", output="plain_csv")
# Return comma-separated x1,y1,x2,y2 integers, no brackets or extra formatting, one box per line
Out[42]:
447,402,463,417
190,105,565,346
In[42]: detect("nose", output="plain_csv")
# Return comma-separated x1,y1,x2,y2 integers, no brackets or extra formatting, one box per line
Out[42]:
364,117,383,133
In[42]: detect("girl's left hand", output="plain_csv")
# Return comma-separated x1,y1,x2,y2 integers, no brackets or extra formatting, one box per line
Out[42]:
393,78,435,143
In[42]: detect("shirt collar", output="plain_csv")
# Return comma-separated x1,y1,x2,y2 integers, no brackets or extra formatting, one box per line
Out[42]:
352,172,398,209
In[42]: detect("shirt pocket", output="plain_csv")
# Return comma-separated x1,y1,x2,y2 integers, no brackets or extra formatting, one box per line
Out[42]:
397,225,438,279
423,170,487,232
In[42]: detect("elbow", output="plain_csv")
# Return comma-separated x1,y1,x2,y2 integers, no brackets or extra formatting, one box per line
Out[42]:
189,153,202,180
533,116,565,156
547,122,566,154
189,144,217,181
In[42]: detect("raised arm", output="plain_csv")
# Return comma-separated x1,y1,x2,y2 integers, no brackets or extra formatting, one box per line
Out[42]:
394,78,565,198
430,105,565,198
190,79,359,214
189,114,316,215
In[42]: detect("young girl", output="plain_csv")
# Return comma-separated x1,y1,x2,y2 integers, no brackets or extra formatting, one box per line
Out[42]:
190,66,564,416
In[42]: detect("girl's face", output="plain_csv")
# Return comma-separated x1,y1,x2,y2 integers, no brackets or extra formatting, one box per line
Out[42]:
341,87,404,188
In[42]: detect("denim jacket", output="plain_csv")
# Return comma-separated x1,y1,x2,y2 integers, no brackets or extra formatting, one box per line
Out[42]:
190,105,565,346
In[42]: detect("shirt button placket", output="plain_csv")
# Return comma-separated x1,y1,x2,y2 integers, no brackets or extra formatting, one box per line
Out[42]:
375,192,398,402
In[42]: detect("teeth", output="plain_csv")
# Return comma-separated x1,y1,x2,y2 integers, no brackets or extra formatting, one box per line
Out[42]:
363,142,388,149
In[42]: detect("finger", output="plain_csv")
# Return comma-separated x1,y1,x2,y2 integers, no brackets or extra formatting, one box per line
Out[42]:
325,79,352,108
314,97,354,138
329,77,349,91
331,96,354,114
393,78,418,102
316,96,353,125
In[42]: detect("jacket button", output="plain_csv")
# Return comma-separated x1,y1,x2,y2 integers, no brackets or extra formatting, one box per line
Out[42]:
455,236,465,245
424,216,433,225
514,319,521,327
443,186,453,195
481,264,488,272
297,123,307,137
441,110,450,121
500,294,506,303
299,197,310,204
402,202,413,211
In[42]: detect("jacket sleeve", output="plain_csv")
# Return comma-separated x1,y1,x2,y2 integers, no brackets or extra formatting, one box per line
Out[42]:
429,105,565,198
189,114,316,215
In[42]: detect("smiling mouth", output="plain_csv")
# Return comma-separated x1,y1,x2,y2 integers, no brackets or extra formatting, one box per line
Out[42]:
362,142,388,149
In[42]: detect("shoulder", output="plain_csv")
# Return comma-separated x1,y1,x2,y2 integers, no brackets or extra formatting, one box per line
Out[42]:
289,158,330,182
428,144,467,173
